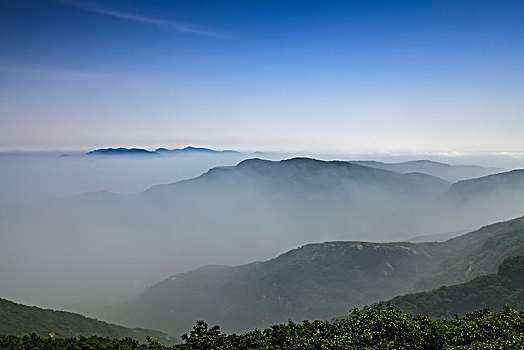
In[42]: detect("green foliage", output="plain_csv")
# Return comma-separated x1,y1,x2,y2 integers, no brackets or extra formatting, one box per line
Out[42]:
498,256,524,288
1,304,523,349
391,256,524,318
0,298,177,345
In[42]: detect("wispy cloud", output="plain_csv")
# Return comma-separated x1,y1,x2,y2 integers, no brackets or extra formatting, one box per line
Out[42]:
59,0,236,39
0,63,157,87
0,64,122,81
0,63,226,89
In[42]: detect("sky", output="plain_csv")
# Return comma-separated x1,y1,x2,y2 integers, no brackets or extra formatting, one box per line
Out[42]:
1,0,523,155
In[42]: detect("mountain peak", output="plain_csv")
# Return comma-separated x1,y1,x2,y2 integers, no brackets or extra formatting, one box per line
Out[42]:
86,148,159,156
155,146,240,154
85,146,241,156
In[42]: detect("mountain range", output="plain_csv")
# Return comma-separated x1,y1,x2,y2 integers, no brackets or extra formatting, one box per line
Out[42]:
106,215,524,335
86,148,161,156
85,146,241,157
1,157,523,317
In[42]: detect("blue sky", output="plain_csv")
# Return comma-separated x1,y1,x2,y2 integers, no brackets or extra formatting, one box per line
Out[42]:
1,0,523,154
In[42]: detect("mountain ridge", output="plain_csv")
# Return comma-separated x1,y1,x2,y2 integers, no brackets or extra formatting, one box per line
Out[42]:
86,148,160,156
2,157,524,318
350,159,502,182
108,215,524,335
82,146,241,157
155,146,240,154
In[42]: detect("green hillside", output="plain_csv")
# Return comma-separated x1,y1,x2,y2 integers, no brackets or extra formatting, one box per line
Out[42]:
0,298,177,345
416,215,524,288
110,215,524,335
391,256,524,318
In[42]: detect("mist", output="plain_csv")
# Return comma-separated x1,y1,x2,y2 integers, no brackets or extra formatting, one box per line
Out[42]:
1,152,524,320
1,150,521,205
0,151,250,204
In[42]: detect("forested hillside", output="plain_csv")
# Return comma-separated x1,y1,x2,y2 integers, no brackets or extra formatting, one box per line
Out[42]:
391,256,524,318
0,298,176,345
109,216,524,334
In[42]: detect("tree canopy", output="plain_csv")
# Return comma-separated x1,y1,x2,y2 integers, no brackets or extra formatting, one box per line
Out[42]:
1,304,522,349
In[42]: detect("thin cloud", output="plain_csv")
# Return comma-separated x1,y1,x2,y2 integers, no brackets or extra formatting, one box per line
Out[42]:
0,63,226,90
0,64,124,81
60,0,236,39
0,63,157,87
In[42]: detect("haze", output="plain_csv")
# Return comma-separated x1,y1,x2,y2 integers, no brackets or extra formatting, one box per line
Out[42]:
2,151,524,317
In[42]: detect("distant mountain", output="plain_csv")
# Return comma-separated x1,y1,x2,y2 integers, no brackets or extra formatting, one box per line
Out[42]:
0,298,176,345
84,146,240,156
405,230,468,243
446,169,524,201
350,160,501,182
109,216,524,335
142,157,452,240
155,146,240,155
391,256,524,318
86,148,160,156
442,169,524,226
146,157,450,196
1,158,523,317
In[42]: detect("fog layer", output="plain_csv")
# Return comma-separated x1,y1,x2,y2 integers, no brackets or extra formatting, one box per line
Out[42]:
0,151,248,204
1,153,523,318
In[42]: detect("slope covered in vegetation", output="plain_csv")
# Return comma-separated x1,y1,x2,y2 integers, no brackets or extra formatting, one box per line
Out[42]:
111,216,524,334
391,256,524,318
0,298,176,345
